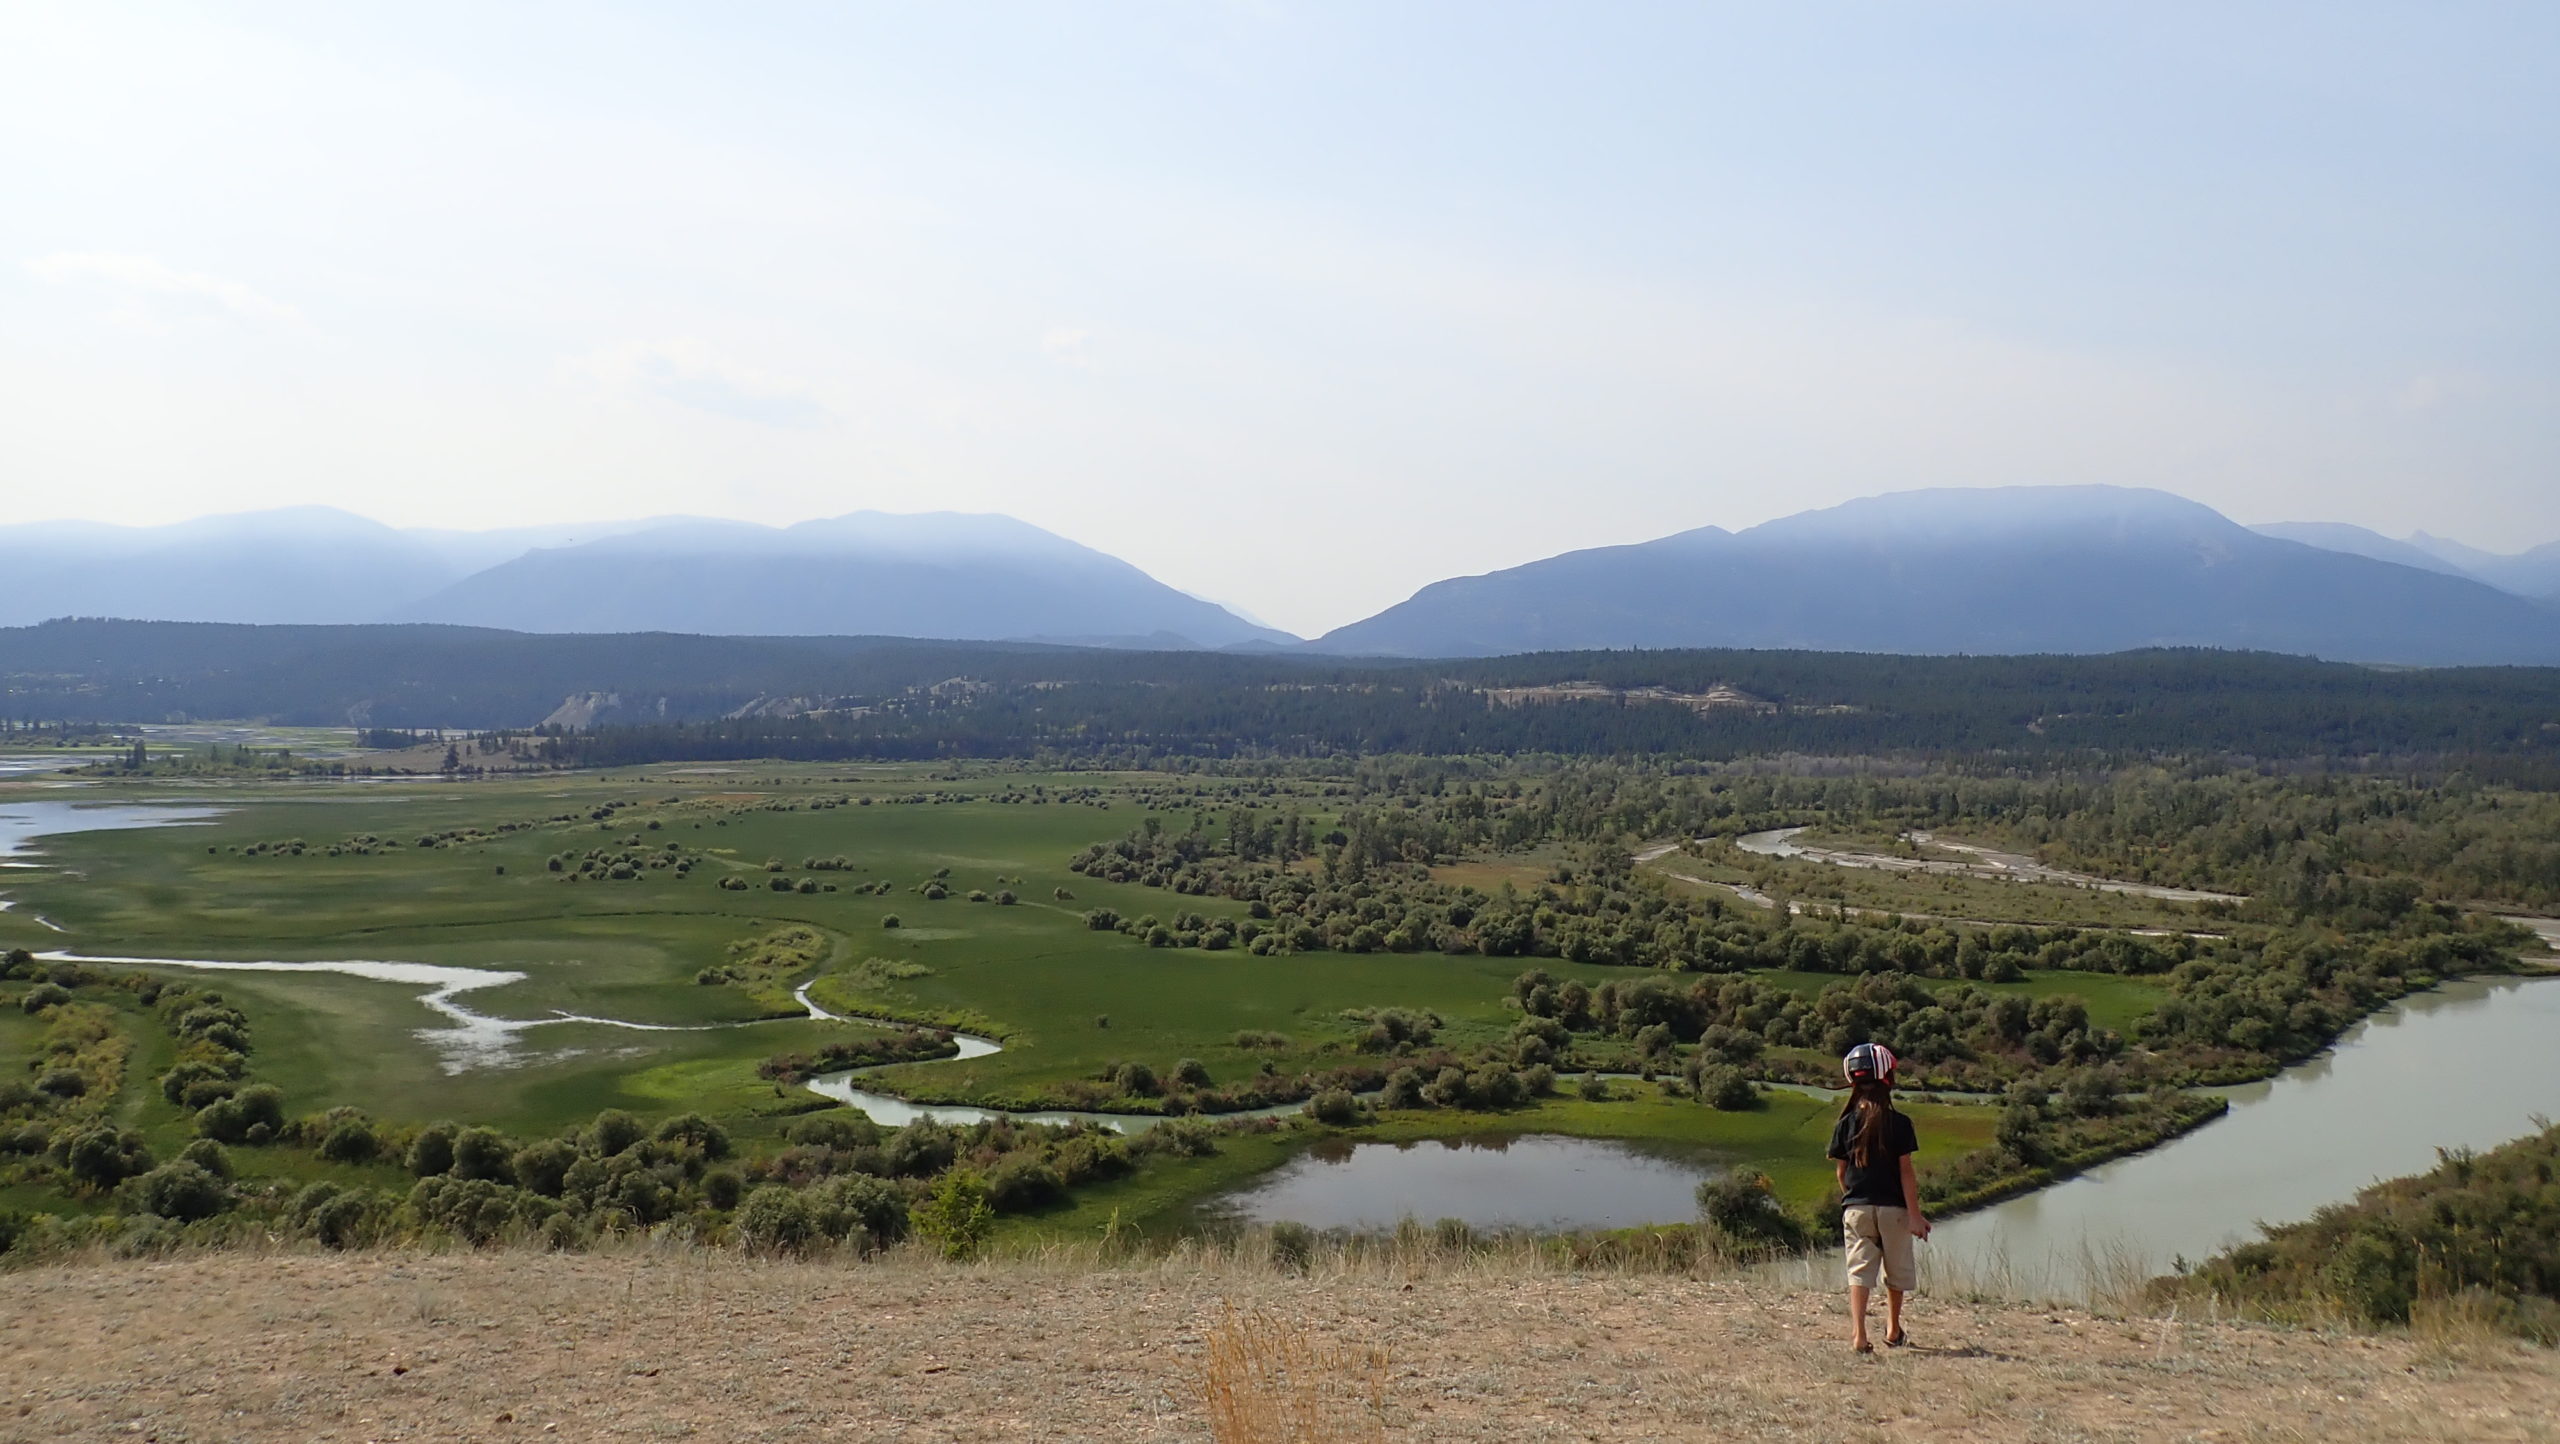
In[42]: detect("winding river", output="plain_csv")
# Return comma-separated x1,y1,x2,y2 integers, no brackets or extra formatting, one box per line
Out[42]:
1935,973,2560,1294
12,797,2560,1276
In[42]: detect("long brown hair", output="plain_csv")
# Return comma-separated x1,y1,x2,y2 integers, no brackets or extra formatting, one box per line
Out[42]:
1839,1077,1896,1168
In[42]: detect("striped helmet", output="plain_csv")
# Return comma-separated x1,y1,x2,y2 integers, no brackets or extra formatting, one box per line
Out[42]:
1842,1042,1898,1083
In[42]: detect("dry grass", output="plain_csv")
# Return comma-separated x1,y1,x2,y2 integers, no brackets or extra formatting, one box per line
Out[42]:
2,1241,2555,1442
1195,1309,1390,1444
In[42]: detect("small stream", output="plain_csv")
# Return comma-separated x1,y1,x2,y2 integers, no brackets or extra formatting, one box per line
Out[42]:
791,982,1321,1134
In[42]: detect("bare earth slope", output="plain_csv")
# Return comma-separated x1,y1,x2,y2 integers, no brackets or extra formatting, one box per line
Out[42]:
4,1251,2554,1443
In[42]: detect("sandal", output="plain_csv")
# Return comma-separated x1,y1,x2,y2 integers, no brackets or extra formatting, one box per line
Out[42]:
1854,1340,1874,1354
1885,1330,1909,1348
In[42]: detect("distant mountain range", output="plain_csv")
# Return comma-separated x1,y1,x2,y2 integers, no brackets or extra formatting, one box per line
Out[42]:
2249,521,2560,599
5,489,2556,664
0,509,1289,650
1314,487,2560,665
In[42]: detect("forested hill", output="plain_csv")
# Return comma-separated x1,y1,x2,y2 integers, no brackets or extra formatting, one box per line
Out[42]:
7,619,2560,771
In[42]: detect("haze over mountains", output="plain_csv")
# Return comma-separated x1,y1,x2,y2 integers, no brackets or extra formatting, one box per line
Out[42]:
4,487,2556,665
1314,487,2560,664
0,510,1289,650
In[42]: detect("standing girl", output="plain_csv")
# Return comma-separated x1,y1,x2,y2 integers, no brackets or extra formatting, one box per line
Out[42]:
1828,1042,1929,1353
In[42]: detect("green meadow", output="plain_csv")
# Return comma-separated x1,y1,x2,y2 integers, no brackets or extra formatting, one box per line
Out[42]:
0,763,2170,1233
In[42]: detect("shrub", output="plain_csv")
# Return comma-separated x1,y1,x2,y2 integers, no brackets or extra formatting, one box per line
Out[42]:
450,1127,517,1184
1699,1066,1759,1111
1307,1088,1360,1125
316,1117,378,1164
653,1113,732,1160
63,1127,153,1191
33,1067,86,1099
785,1114,884,1151
586,1109,646,1157
1577,1072,1610,1102
129,1160,233,1222
1112,1061,1160,1098
702,1168,745,1211
1052,1133,1134,1185
817,1173,908,1251
196,1085,286,1146
733,1185,822,1255
19,983,70,1014
1172,1058,1212,1088
984,1155,1067,1214
408,1175,559,1245
1696,1169,1809,1253
407,1123,459,1177
178,1139,234,1179
1380,1067,1427,1110
512,1139,577,1197
884,1120,959,1177
881,914,902,929
287,1181,390,1250
159,1060,235,1106
1994,1103,2050,1165
912,1171,995,1260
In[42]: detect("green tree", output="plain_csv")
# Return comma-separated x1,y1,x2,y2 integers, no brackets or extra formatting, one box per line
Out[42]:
913,1171,995,1261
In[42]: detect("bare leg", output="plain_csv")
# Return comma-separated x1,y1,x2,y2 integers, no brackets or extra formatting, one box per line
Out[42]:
1848,1283,1872,1349
1886,1287,1906,1343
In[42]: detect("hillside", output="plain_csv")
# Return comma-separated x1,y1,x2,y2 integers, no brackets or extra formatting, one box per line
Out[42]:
1317,487,2560,664
394,513,1291,648
2,1250,2552,1443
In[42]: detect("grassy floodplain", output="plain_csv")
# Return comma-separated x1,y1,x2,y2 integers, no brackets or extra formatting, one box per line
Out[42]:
0,760,2333,1239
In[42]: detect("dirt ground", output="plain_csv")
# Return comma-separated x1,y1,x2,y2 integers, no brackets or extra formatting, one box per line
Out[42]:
3,1249,2555,1443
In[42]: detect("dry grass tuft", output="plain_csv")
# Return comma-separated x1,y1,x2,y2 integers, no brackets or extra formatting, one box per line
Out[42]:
1194,1307,1392,1444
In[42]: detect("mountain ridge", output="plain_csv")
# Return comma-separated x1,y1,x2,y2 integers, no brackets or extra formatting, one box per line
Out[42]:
1312,486,2560,665
0,507,1291,648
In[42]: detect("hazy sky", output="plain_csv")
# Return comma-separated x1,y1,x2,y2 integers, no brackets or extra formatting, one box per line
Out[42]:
5,3,2554,635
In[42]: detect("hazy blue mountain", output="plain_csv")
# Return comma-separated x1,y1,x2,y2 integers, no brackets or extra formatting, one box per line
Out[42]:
2405,533,2560,598
0,507,467,626
0,506,1293,647
1315,486,2560,664
394,512,1295,647
2249,522,2476,580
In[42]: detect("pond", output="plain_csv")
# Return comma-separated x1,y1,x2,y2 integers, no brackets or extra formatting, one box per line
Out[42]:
1933,974,2560,1295
1208,1134,1724,1233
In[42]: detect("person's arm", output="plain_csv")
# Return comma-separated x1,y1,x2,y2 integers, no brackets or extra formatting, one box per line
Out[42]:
1835,1159,1849,1190
1898,1152,1930,1238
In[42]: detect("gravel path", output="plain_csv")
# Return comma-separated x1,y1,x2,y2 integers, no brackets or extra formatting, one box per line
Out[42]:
3,1250,2555,1442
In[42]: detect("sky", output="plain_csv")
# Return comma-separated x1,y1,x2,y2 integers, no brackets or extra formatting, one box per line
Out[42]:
3,3,2554,636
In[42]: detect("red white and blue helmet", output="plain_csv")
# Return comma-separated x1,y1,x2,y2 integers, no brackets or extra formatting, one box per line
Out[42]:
1842,1042,1898,1083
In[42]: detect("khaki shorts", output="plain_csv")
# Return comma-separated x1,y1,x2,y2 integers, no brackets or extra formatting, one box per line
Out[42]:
1842,1205,1916,1292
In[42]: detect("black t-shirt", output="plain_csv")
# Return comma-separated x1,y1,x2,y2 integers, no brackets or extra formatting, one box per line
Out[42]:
1827,1108,1920,1208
